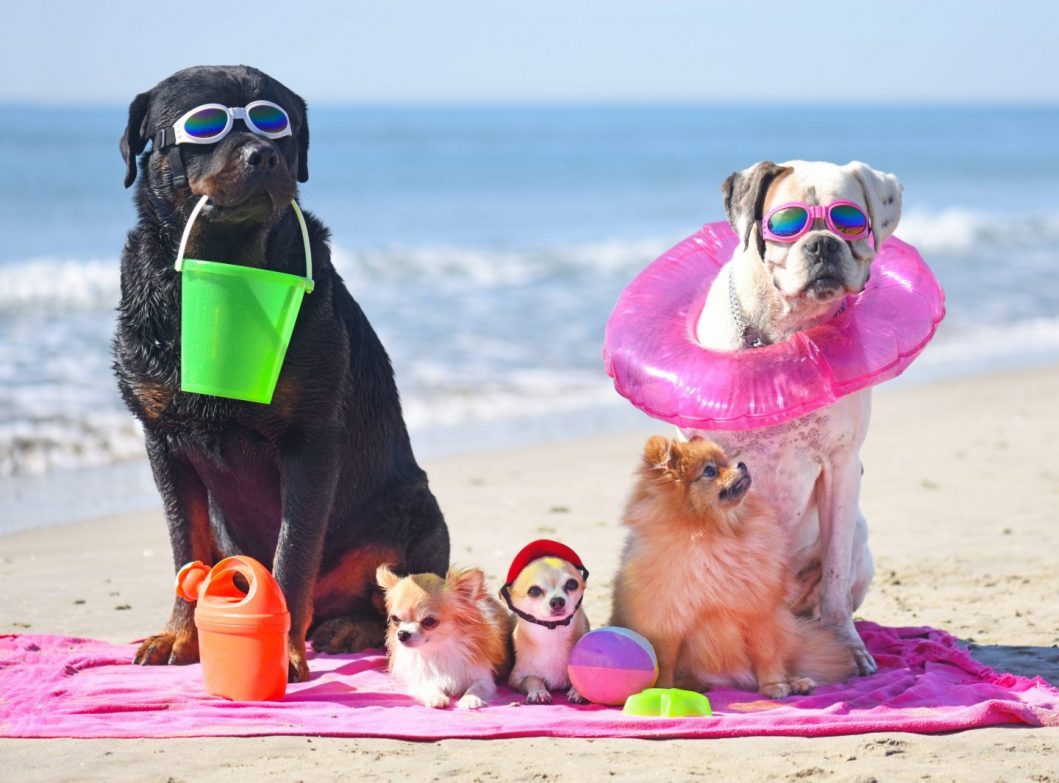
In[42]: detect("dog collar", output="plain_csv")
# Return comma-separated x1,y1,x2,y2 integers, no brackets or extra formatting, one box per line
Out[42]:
500,586,585,630
728,266,767,349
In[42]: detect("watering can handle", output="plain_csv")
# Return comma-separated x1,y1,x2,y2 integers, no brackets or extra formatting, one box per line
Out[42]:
174,195,314,292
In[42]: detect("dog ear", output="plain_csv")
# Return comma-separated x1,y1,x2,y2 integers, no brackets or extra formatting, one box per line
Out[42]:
120,91,152,188
447,567,485,599
376,564,401,591
845,161,903,253
295,95,310,183
722,161,792,257
642,436,672,470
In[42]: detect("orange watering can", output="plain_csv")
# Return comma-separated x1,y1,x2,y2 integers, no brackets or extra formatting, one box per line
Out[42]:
176,555,291,701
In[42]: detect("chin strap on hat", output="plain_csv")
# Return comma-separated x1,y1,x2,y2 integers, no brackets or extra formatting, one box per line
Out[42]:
153,128,189,189
499,568,588,630
499,538,589,630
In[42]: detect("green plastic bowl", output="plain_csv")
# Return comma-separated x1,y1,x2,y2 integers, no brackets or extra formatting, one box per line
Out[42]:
175,197,314,405
622,687,713,718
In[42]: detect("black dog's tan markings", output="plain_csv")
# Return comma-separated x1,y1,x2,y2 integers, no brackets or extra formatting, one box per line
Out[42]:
116,66,449,681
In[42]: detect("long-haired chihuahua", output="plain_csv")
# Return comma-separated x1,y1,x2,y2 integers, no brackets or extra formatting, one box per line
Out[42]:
377,565,512,709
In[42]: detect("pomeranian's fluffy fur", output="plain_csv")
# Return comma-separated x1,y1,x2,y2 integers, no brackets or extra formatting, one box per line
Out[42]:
610,436,855,698
377,565,513,709
507,556,590,704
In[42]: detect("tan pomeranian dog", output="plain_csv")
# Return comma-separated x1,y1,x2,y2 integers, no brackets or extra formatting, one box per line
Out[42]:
610,436,856,698
377,565,513,709
501,540,591,704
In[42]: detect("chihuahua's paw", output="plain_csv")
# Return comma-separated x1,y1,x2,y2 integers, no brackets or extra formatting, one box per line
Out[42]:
759,681,792,699
566,687,588,704
525,687,553,705
418,691,451,709
457,693,488,710
789,676,816,695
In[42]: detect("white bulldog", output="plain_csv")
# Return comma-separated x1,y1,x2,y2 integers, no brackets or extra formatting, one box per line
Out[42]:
687,160,903,675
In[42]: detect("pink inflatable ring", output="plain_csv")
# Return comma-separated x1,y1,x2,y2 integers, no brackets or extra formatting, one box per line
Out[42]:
603,222,946,431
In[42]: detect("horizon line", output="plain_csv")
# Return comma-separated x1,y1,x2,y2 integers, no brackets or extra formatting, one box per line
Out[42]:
4,97,1059,110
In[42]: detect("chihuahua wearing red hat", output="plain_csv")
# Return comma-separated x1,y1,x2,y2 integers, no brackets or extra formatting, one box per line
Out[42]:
501,540,591,704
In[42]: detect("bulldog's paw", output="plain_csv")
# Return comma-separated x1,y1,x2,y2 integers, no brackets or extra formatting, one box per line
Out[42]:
828,622,877,676
850,643,878,676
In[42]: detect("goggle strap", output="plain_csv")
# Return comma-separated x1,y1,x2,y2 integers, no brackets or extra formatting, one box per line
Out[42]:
153,128,177,150
166,145,188,189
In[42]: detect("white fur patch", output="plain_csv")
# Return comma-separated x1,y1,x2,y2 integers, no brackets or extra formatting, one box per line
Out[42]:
392,641,494,702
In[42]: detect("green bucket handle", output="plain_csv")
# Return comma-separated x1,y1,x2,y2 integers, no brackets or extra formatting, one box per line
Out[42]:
175,194,315,294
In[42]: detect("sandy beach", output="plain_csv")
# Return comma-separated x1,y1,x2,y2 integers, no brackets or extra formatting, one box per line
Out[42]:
2,364,1058,781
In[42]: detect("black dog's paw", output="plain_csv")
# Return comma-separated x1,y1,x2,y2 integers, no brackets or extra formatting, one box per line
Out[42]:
133,629,199,666
288,638,311,683
310,617,386,654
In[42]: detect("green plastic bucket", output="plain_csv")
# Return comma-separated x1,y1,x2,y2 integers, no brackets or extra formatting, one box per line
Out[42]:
176,195,314,404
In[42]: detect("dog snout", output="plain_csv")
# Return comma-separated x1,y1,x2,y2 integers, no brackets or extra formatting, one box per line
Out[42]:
736,461,748,476
805,234,842,258
241,140,279,173
549,596,566,610
397,629,411,643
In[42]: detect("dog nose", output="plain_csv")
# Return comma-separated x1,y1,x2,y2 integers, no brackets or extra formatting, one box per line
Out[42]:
805,234,841,257
549,596,566,610
736,461,747,473
397,630,411,643
242,142,278,172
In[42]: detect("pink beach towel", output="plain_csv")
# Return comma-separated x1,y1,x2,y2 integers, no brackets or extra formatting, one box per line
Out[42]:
1,622,1056,740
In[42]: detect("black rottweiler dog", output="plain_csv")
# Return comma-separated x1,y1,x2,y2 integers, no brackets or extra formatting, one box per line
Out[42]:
115,65,449,681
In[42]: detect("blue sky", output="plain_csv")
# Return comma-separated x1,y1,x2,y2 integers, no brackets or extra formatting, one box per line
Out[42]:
2,0,1056,105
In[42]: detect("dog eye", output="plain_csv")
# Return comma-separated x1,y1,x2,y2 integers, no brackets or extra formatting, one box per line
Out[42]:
527,586,543,598
388,615,400,625
421,616,439,629
701,464,718,479
564,579,579,592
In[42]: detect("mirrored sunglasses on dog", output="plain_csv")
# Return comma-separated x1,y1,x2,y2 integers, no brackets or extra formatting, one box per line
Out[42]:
168,101,293,145
763,201,872,243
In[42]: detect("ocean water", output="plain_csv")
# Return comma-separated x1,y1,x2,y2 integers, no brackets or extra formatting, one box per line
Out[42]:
1,104,1058,526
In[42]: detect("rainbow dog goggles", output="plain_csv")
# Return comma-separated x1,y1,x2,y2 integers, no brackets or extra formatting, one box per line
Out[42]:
762,201,872,243
153,101,293,187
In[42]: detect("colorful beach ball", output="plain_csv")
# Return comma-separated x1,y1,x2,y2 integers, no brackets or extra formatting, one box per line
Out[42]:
568,626,658,705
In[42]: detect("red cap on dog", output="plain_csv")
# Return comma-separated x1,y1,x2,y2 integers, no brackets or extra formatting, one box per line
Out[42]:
504,539,586,587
